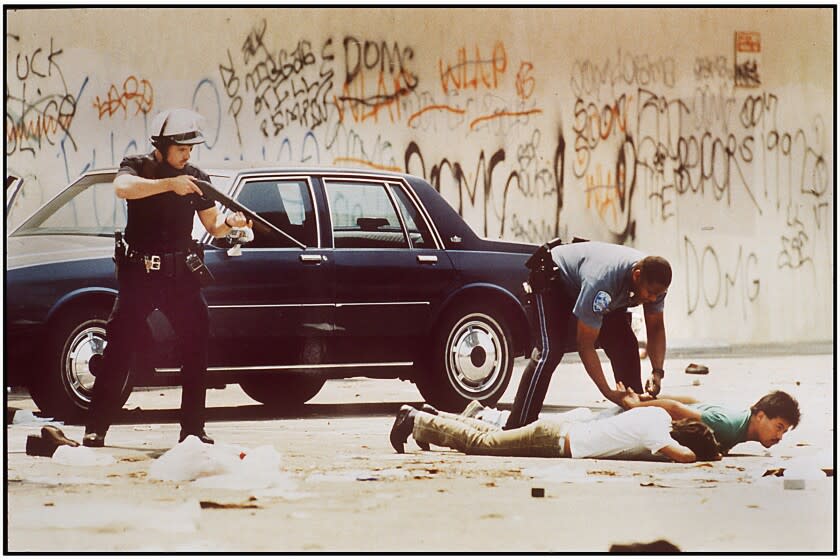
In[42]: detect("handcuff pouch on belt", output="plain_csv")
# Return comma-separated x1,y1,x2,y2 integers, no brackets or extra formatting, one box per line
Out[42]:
524,237,564,294
185,240,215,286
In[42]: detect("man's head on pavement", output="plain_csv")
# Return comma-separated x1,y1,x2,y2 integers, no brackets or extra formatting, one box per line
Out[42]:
749,391,801,448
150,108,206,170
670,419,721,461
632,256,671,304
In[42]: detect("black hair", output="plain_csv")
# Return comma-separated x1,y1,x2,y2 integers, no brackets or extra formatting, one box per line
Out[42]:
751,391,801,428
670,419,719,461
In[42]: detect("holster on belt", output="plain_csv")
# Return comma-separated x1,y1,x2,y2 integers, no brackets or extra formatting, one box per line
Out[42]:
525,237,564,294
185,241,214,287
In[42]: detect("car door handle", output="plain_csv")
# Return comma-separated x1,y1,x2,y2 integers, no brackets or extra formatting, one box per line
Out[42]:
417,255,438,264
300,254,324,263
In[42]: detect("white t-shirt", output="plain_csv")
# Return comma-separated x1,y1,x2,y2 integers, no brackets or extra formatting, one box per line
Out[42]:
567,407,677,460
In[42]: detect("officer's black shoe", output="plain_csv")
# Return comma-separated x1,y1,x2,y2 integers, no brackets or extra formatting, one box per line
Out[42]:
420,403,439,416
390,405,416,454
179,429,215,445
82,432,106,448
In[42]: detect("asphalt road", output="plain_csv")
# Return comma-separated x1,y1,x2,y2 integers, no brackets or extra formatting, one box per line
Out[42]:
5,352,835,552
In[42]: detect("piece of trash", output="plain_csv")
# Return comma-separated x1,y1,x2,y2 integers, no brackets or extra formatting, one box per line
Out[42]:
199,500,260,509
692,379,701,386
194,445,295,491
52,445,115,466
610,539,681,552
12,410,58,425
784,479,806,490
685,363,709,375
149,437,244,482
11,500,200,533
531,487,545,498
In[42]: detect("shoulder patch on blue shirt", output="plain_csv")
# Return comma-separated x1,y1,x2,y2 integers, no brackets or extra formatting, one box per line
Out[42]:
593,291,612,314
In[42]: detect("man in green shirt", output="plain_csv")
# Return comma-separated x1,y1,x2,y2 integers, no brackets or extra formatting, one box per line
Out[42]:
620,388,801,454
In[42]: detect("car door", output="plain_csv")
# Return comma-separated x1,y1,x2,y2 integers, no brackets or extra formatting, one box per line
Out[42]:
202,175,334,371
324,177,456,365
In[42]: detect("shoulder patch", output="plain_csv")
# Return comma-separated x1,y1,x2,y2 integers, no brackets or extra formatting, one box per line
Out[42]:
592,290,612,314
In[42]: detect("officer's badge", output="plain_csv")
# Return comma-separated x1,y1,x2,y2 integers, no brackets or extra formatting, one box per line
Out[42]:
592,291,612,314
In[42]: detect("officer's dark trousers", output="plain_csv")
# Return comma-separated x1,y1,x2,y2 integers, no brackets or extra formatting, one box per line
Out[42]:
86,261,209,435
504,282,641,430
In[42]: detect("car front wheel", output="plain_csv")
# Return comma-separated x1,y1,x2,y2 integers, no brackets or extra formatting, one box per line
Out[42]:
31,306,131,422
417,303,514,411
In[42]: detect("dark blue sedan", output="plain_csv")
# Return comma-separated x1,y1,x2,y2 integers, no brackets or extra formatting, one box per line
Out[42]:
6,167,544,420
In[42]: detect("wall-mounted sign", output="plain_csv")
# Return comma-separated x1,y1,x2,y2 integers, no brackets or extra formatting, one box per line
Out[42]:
734,31,762,87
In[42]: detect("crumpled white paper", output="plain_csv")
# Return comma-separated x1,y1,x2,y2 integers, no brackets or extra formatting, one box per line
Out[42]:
52,445,115,466
149,436,296,492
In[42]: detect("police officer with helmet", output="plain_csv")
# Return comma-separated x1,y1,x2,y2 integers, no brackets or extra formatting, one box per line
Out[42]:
504,240,672,430
83,108,250,447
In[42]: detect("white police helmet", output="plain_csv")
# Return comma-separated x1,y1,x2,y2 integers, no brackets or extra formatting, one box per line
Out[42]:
150,108,205,147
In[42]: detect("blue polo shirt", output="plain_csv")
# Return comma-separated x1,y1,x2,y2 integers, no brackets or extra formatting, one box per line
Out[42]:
549,241,666,329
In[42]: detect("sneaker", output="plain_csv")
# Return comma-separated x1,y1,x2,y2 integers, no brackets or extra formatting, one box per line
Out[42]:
82,432,106,448
420,403,439,416
389,405,416,454
179,429,214,445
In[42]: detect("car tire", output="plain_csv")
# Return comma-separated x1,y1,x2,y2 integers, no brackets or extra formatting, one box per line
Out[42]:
30,306,131,422
418,302,514,412
239,374,326,409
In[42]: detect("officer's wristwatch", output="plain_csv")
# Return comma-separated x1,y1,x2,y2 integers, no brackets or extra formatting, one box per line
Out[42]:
652,368,665,378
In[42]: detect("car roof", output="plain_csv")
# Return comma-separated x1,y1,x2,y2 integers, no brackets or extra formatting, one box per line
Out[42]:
84,164,417,182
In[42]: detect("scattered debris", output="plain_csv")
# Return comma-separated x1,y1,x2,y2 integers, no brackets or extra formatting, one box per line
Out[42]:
685,363,709,374
610,539,681,552
52,445,115,466
692,379,701,386
199,500,261,509
12,410,58,425
531,487,545,498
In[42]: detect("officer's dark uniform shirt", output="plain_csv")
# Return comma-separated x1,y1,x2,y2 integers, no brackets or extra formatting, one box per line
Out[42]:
549,241,666,329
117,153,214,252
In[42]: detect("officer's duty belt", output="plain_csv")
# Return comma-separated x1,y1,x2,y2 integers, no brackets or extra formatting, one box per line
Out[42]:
125,249,187,275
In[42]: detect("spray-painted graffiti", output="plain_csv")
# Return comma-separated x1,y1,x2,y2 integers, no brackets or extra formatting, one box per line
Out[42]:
438,42,507,94
92,77,154,119
570,49,676,99
684,237,760,316
6,35,83,156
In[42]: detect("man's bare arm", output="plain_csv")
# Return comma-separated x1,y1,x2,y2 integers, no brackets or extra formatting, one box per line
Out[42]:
619,386,702,421
658,444,697,463
114,173,202,200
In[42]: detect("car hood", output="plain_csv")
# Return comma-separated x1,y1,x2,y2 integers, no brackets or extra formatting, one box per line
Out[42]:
6,234,113,270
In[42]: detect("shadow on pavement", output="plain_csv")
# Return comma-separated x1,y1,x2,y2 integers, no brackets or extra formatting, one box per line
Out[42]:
53,402,590,427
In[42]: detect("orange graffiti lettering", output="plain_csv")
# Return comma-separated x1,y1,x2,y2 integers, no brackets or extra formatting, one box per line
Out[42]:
332,157,401,172
469,108,542,131
407,104,466,128
515,61,535,101
333,70,413,124
438,42,507,95
93,76,154,119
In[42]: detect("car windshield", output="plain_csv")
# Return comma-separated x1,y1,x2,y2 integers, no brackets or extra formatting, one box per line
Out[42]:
11,173,125,238
11,172,236,240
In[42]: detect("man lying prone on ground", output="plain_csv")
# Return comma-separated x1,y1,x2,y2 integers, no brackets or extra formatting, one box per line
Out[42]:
618,388,801,455
389,403,721,463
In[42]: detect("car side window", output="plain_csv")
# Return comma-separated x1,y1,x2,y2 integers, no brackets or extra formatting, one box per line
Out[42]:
326,181,409,249
231,179,316,248
389,184,435,249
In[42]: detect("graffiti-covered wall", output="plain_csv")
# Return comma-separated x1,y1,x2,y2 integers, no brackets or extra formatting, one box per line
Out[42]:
6,7,834,346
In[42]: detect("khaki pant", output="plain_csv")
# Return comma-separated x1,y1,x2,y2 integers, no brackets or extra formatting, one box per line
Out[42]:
412,410,567,457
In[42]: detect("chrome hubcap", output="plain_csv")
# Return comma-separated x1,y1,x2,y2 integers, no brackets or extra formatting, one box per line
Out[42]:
64,325,106,403
447,314,506,395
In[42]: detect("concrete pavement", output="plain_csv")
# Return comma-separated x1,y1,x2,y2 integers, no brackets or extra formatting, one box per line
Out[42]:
4,351,835,552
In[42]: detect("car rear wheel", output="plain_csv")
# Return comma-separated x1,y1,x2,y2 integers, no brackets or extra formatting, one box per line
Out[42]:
239,374,326,409
31,306,132,422
417,303,514,412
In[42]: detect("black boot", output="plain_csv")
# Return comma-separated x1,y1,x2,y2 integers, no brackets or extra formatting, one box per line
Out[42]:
82,431,106,448
179,429,214,445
